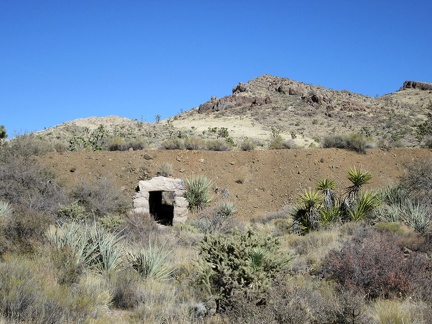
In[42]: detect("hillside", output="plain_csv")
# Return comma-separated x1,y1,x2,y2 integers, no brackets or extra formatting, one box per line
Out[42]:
35,75,432,150
38,148,432,220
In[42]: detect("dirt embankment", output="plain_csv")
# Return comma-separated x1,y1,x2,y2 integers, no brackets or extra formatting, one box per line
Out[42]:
39,148,432,220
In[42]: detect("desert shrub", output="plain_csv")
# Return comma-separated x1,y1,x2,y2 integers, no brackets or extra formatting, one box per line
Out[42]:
197,229,292,311
0,151,67,213
122,211,160,244
416,118,432,142
71,176,129,218
268,134,286,149
4,207,55,254
161,138,184,150
371,299,432,324
0,257,111,323
110,268,143,309
0,258,41,321
108,136,127,151
68,124,109,151
158,162,173,177
128,239,174,281
131,280,195,323
109,136,148,151
184,176,212,210
7,133,54,157
239,138,256,151
128,138,147,150
184,137,205,150
322,228,432,300
223,275,370,324
422,135,432,148
205,139,231,151
56,202,91,222
97,214,125,232
322,133,368,153
400,158,432,203
192,201,236,233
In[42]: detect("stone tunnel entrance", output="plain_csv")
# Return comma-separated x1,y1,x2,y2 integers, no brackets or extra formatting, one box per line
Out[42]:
133,176,188,225
149,191,174,226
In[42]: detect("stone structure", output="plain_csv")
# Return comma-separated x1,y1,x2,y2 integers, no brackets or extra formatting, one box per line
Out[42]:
133,176,188,225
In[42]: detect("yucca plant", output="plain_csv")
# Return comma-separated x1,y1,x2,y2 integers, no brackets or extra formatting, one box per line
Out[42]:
319,206,341,226
46,222,124,273
400,200,431,233
128,240,174,281
348,191,381,221
184,176,212,210
344,167,373,218
46,222,98,267
317,178,336,209
215,200,236,218
88,226,125,273
292,189,323,233
0,200,13,219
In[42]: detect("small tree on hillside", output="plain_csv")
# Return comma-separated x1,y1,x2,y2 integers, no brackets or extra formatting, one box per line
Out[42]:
0,125,7,143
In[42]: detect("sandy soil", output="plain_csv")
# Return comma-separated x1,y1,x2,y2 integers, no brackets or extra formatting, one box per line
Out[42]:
38,148,432,221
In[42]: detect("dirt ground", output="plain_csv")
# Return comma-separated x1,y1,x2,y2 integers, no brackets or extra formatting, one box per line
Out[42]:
38,148,432,221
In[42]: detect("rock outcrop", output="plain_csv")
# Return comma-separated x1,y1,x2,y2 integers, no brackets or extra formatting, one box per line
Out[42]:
401,81,432,91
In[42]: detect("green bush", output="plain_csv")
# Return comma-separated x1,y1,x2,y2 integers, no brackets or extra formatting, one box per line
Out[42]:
197,229,292,311
184,176,212,210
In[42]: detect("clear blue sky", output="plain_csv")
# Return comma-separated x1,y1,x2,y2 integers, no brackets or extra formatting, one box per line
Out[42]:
1,1,431,136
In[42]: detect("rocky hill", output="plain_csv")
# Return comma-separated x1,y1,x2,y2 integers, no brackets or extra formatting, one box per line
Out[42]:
35,75,432,149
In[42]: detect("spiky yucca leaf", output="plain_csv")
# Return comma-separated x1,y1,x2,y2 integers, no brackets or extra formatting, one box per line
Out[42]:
215,200,236,218
184,176,212,210
293,190,324,233
317,178,335,191
400,200,431,233
299,189,323,209
348,191,381,221
46,222,124,273
319,207,341,226
128,240,174,281
347,167,372,188
0,200,13,219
